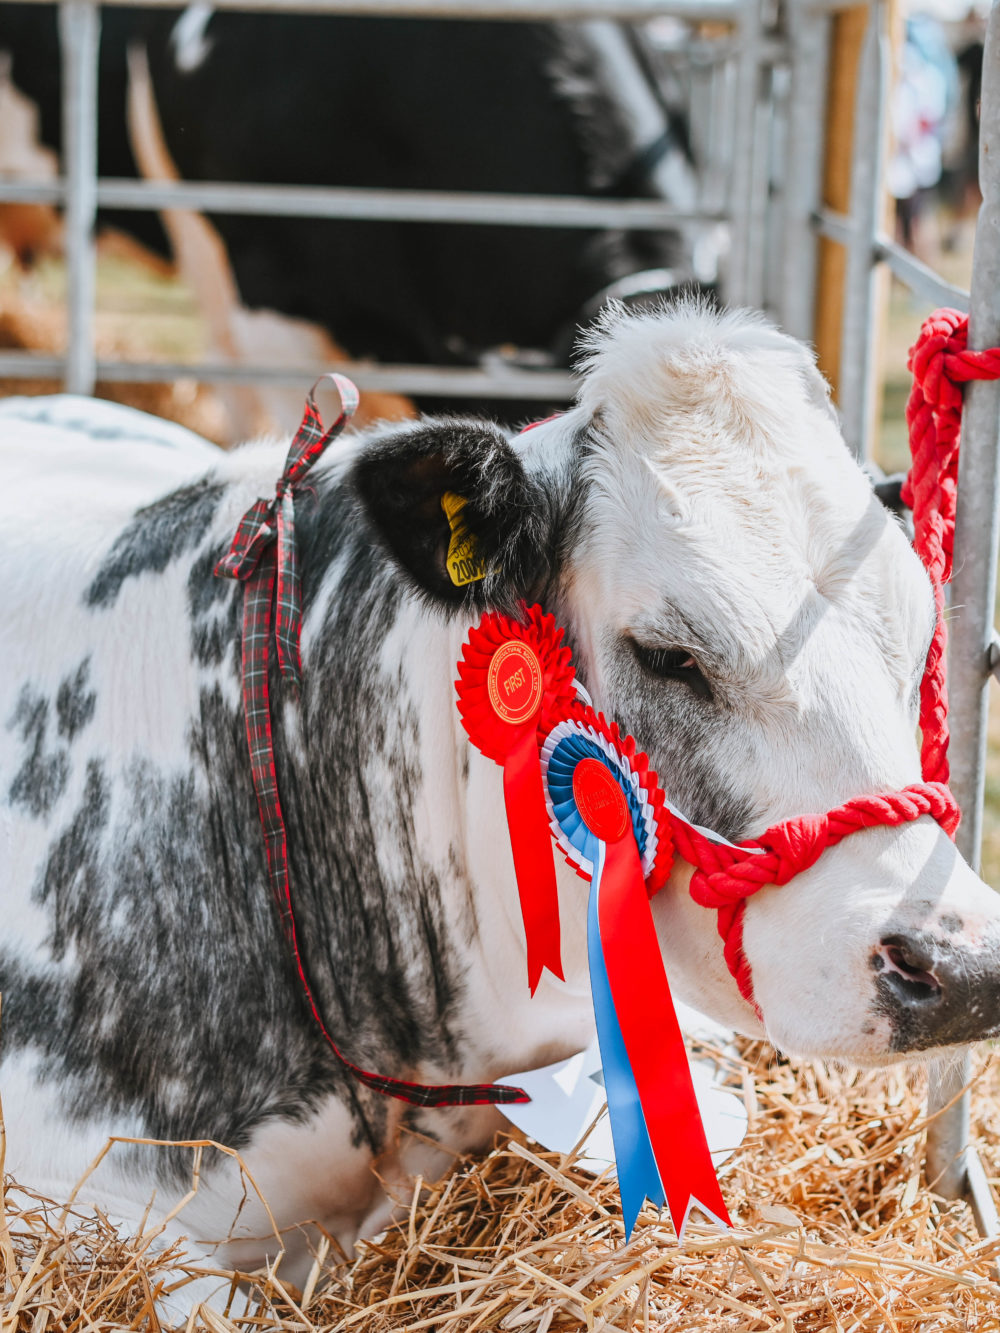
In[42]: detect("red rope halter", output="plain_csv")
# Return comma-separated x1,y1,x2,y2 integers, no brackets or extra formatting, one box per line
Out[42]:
679,311,1000,1011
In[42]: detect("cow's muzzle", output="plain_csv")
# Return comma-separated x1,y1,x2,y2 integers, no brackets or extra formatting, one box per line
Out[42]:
874,927,1000,1051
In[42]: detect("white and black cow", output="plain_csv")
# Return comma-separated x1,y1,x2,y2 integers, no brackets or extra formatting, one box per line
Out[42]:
3,303,1000,1310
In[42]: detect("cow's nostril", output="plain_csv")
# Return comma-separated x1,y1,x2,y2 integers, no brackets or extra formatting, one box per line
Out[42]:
877,934,942,1000
886,945,941,992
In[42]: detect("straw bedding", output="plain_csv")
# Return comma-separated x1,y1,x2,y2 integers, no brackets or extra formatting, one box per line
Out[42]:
4,1037,1000,1332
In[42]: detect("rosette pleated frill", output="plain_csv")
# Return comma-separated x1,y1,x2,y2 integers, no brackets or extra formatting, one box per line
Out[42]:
539,710,731,1238
455,607,577,993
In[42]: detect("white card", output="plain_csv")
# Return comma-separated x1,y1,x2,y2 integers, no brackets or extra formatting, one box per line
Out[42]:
497,1002,748,1180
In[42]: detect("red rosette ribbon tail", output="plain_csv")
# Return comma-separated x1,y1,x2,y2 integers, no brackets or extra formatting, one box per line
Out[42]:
456,606,576,993
543,715,730,1237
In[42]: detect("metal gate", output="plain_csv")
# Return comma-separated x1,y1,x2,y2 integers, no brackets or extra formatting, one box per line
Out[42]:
2,0,999,1240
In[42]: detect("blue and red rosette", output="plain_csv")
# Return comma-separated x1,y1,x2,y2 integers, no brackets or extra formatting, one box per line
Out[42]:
456,609,732,1240
540,710,730,1237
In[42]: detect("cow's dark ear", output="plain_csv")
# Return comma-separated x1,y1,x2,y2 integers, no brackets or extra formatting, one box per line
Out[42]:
350,419,554,610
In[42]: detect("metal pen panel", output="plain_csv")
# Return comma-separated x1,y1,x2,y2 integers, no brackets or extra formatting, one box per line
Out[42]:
836,0,887,461
779,4,830,341
58,0,100,395
925,0,1000,1236
0,176,726,228
724,0,763,305
0,351,578,398
10,0,744,16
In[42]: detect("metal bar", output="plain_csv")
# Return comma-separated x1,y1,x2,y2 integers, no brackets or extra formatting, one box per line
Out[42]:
762,59,789,318
836,0,888,460
812,206,854,245
0,353,66,378
779,7,830,339
804,0,875,11
725,0,763,306
926,1057,973,1201
5,0,743,17
0,351,579,399
744,50,774,310
814,212,971,309
58,0,100,395
874,239,970,313
968,1139,1000,1239
925,0,1000,1231
0,177,725,230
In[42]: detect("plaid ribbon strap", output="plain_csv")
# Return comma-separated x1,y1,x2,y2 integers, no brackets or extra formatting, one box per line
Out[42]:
216,375,527,1109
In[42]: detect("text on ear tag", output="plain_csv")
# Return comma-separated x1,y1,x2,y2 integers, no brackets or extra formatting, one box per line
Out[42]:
442,491,488,586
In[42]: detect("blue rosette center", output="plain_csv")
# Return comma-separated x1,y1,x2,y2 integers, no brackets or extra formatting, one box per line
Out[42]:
546,732,647,874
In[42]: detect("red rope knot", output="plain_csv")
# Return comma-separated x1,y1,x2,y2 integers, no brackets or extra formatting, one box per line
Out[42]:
215,373,359,688
684,782,959,1010
905,308,967,413
757,811,830,884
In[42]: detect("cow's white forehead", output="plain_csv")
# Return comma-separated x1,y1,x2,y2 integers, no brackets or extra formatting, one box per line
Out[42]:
563,300,934,695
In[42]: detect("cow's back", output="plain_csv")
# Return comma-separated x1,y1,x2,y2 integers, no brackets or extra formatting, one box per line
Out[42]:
1,396,220,700
1,399,230,960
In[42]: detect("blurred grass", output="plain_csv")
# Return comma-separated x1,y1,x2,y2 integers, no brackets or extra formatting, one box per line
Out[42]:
0,242,205,361
0,238,226,439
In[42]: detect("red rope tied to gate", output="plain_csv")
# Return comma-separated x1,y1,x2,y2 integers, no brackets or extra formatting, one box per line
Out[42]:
677,310,1000,1010
902,308,1000,783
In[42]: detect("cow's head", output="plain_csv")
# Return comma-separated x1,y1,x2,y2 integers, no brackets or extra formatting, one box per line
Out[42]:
350,300,1000,1065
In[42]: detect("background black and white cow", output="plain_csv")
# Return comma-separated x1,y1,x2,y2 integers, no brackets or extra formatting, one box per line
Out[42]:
0,5,703,418
4,303,1000,1312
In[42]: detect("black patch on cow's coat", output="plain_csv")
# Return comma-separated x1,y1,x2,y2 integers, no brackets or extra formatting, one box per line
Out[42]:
84,477,224,608
5,461,485,1181
187,546,239,668
36,759,109,959
56,660,97,742
350,420,557,613
6,688,69,819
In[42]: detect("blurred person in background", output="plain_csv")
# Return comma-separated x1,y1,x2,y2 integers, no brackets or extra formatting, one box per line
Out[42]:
888,14,959,256
940,6,985,251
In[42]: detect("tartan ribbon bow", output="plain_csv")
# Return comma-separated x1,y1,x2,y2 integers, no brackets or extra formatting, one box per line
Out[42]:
215,372,360,687
214,375,528,1109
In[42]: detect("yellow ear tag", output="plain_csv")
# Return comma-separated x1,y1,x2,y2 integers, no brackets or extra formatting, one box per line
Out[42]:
441,491,488,586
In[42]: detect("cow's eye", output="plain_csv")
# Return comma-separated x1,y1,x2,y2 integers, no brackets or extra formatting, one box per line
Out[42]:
630,642,712,700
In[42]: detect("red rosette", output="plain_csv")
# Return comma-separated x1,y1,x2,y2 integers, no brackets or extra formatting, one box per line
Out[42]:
455,605,577,994
456,604,576,759
538,705,674,898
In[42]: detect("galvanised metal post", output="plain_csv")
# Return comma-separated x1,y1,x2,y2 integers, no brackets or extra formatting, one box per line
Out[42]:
837,0,887,462
726,0,763,306
778,1,830,341
59,0,100,395
924,0,1000,1238
744,49,774,310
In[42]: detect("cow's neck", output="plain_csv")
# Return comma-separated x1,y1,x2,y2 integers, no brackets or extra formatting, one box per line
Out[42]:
285,570,595,1090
